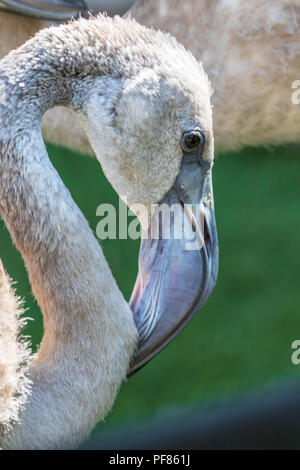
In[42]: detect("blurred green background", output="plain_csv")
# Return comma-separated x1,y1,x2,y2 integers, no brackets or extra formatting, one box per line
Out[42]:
1,142,300,440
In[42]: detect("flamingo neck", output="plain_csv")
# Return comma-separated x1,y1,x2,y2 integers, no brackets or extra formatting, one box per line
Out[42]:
0,32,138,450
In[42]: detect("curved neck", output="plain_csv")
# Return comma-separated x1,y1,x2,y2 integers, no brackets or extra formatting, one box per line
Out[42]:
0,27,138,449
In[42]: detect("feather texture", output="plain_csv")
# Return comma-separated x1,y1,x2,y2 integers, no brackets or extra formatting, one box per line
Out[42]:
0,259,32,436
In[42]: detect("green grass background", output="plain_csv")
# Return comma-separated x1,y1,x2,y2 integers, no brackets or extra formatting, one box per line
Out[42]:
1,142,300,440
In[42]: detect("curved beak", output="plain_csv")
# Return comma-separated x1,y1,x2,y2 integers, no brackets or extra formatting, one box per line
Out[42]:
129,152,219,375
0,0,88,21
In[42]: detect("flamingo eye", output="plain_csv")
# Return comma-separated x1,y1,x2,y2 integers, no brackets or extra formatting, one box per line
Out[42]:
181,130,205,153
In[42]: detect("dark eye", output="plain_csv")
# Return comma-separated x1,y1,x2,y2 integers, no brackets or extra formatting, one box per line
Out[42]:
181,130,205,153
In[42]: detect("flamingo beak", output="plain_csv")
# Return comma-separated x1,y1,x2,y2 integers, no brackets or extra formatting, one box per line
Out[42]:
128,152,219,375
0,0,88,21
